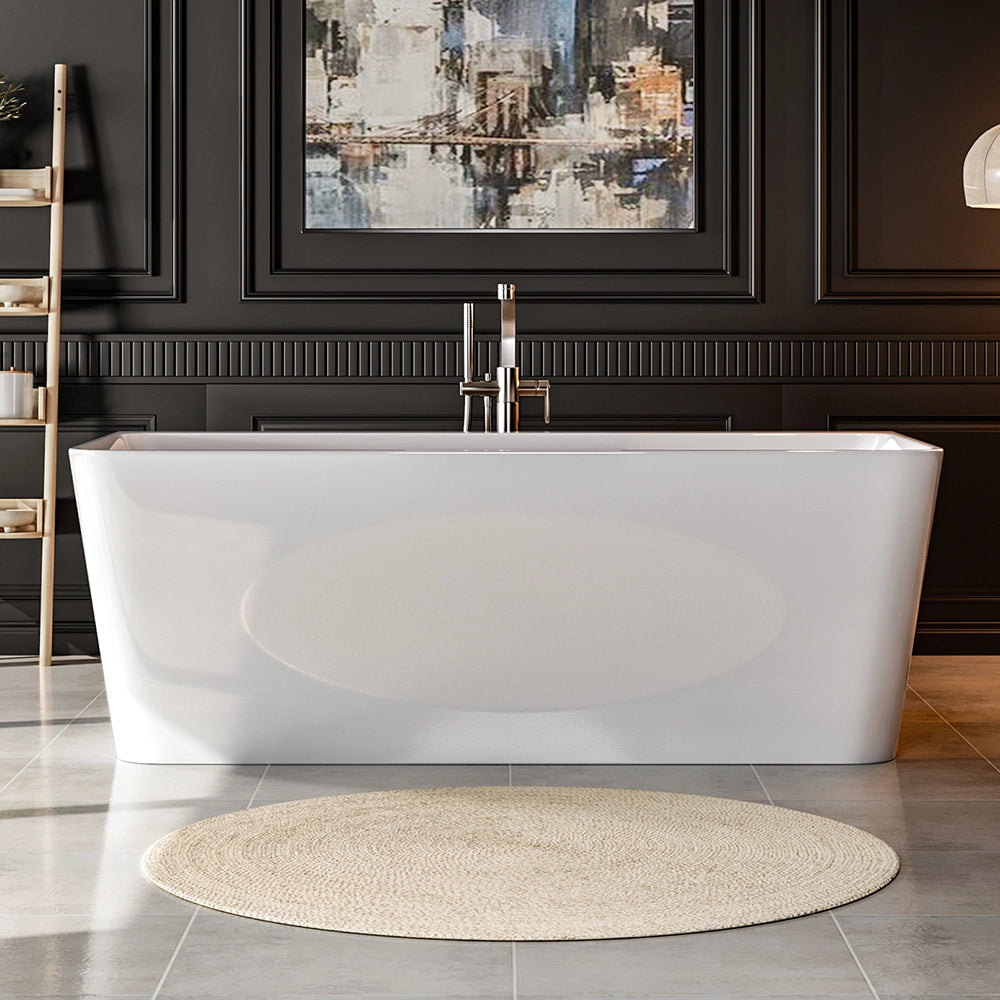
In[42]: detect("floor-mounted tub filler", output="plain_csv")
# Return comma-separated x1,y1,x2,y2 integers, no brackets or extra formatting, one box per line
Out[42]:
70,431,941,765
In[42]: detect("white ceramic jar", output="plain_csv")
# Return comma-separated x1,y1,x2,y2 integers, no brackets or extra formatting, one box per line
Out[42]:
0,368,34,419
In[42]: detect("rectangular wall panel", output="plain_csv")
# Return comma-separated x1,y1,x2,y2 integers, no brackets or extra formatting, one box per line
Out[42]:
818,0,1000,301
242,0,760,303
0,0,181,300
0,387,205,655
784,385,1000,651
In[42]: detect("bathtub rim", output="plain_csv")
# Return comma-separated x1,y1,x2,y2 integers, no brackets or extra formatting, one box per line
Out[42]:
69,429,943,455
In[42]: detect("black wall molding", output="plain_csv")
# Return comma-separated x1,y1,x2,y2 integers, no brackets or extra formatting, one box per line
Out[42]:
817,0,1000,302
0,0,183,302
251,413,733,433
241,0,761,303
0,586,98,657
7,335,1000,380
72,0,183,301
918,595,1000,648
58,414,157,434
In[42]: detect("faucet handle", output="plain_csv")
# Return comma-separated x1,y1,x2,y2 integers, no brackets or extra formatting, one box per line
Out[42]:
518,379,551,425
462,302,475,382
459,372,499,432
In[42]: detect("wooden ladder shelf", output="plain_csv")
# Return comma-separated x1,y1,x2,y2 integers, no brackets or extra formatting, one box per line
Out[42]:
0,65,67,666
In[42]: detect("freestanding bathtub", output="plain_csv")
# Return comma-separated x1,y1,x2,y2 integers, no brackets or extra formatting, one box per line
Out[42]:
70,431,941,765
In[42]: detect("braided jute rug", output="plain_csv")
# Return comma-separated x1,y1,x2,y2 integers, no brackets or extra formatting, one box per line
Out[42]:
142,785,899,941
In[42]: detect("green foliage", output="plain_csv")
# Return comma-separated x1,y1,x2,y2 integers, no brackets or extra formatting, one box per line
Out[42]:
0,74,26,123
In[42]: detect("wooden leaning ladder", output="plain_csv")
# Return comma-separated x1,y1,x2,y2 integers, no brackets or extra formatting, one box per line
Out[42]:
0,64,67,666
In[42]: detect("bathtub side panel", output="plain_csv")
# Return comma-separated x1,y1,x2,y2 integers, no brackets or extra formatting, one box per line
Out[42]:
70,444,941,764
507,448,941,763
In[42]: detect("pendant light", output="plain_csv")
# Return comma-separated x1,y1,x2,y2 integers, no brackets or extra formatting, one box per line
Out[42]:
964,123,1000,207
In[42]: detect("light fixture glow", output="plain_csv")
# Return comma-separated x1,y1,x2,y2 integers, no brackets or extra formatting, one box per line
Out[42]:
964,123,1000,207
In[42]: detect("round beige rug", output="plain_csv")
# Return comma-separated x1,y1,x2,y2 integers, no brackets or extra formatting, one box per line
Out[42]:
142,786,899,940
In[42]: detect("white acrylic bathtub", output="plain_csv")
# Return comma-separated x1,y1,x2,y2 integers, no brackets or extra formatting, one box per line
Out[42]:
70,431,941,764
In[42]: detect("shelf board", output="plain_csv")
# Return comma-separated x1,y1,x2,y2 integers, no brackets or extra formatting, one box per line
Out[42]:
0,498,44,536
0,197,51,208
0,168,52,206
0,277,50,314
0,390,47,425
0,306,50,317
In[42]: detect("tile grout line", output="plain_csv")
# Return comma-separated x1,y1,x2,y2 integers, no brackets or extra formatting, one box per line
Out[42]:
511,939,518,1000
245,763,271,808
830,912,881,1000
0,688,105,797
907,683,1000,776
749,763,775,804
149,906,200,1000
507,763,516,1000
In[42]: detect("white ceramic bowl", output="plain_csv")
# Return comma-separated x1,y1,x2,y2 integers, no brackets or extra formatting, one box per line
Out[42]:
0,187,38,198
0,284,41,308
0,509,37,532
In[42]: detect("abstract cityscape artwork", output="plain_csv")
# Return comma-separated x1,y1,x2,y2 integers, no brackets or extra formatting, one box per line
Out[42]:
304,0,695,229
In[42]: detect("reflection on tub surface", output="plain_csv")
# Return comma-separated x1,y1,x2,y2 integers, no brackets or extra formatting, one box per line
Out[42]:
242,515,786,712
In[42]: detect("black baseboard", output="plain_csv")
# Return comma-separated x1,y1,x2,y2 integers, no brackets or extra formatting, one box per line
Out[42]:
912,627,1000,656
0,629,100,658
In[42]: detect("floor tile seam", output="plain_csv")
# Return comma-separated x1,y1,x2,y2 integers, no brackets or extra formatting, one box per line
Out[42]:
907,686,1000,775
0,654,100,662
0,909,197,919
0,689,106,702
0,689,106,797
245,763,271,809
0,688,107,703
150,905,201,1000
772,796,1000,806
829,912,882,1000
511,937,518,1000
3,662,105,676
748,763,775,804
837,913,1000,922
0,847,164,857
34,754,120,764
842,911,1000,917
889,847,1000,854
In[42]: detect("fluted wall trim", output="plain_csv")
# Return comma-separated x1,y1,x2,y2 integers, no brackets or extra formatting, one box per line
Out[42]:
6,336,1000,380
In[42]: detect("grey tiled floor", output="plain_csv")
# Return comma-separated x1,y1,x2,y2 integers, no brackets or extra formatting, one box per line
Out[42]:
1,654,999,999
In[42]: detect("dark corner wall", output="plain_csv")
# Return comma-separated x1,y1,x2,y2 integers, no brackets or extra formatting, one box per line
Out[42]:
2,0,1000,655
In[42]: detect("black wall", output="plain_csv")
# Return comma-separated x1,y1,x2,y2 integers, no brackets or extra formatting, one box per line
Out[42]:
2,0,1000,654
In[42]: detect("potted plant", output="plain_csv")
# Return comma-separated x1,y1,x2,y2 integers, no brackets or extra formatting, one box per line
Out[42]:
0,74,26,123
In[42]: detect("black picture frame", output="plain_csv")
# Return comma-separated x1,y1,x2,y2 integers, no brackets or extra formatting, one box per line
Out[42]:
242,0,759,303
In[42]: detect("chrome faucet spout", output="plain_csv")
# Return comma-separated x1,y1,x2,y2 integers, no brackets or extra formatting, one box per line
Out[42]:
459,284,550,432
498,283,517,369
462,302,475,432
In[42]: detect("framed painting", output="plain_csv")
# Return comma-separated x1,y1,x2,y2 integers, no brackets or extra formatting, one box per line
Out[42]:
304,0,695,231
242,0,758,302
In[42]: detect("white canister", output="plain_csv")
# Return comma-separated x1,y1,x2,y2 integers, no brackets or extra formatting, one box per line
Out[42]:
0,368,34,419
